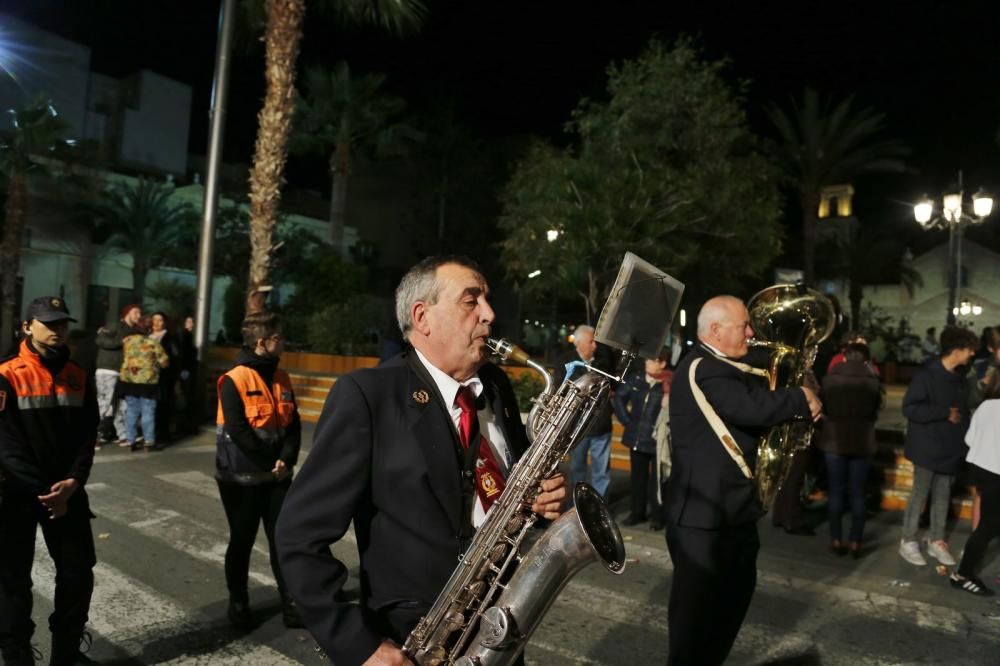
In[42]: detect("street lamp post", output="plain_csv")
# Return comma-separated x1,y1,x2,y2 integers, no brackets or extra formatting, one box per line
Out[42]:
913,172,993,325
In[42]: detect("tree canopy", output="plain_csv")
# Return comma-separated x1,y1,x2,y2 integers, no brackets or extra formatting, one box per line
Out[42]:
498,40,785,321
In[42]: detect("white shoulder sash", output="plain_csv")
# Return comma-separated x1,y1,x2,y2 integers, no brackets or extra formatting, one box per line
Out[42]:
688,357,753,480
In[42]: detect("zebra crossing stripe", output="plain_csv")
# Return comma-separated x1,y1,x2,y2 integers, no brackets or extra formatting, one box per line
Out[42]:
618,537,976,638
30,534,301,665
151,470,358,545
87,479,276,587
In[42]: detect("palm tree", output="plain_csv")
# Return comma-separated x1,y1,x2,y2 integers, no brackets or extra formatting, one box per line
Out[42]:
91,179,197,305
292,62,421,246
766,88,908,286
0,98,69,343
244,0,424,309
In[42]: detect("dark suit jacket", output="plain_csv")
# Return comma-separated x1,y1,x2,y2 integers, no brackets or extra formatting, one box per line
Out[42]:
275,351,529,666
666,344,811,529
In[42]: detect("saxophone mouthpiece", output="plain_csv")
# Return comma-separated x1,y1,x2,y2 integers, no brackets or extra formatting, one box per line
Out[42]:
487,337,531,366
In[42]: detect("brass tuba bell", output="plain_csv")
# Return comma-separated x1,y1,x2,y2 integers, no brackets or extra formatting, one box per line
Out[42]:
747,284,835,510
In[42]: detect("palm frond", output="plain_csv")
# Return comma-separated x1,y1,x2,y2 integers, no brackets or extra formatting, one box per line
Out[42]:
326,0,427,35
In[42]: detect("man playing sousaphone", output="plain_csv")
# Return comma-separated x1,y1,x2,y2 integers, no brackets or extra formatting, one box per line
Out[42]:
665,295,822,665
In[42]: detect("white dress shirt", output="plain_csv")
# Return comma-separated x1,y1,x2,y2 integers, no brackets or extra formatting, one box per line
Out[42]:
414,350,512,526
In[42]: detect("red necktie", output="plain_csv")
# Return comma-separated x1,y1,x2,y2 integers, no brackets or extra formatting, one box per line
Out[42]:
455,385,506,512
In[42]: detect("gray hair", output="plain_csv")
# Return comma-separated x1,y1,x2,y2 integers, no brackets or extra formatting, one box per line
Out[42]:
696,295,744,337
395,255,484,339
573,324,595,339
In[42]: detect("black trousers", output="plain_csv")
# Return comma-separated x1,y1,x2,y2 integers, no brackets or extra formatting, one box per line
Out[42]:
0,490,96,648
155,375,177,441
629,449,661,521
217,479,291,603
665,520,759,666
959,465,1000,578
771,447,810,528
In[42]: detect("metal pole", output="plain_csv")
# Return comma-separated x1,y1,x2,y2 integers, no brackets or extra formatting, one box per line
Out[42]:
195,0,237,355
956,224,963,313
946,222,957,326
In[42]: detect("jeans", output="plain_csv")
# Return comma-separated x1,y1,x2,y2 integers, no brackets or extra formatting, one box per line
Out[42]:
901,463,953,542
124,395,157,445
824,452,870,543
569,432,612,498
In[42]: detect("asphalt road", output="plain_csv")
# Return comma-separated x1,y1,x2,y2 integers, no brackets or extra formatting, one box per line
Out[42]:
20,425,1000,665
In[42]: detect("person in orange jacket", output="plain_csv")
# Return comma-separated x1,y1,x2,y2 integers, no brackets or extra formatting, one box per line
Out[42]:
0,297,99,666
215,311,302,631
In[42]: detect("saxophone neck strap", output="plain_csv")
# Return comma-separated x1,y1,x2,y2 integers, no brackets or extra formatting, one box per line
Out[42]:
688,357,754,480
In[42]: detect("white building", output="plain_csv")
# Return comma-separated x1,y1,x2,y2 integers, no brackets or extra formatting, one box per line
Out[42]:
858,239,999,343
0,13,192,176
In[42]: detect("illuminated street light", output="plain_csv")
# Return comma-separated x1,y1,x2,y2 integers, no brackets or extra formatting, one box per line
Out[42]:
912,172,993,325
528,269,541,279
973,189,994,218
546,229,559,242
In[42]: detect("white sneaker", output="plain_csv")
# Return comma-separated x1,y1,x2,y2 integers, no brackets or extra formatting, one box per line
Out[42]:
926,539,957,566
899,540,927,566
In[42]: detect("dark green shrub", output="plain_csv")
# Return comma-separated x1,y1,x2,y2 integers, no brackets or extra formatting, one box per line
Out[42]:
510,372,546,414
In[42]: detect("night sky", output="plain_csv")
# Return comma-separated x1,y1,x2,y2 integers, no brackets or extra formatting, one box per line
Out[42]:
6,0,1000,241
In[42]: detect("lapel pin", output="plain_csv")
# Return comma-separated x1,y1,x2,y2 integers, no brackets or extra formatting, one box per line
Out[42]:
412,389,430,404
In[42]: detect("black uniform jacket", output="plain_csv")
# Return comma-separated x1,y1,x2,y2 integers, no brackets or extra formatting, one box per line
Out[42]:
0,340,98,498
666,343,810,529
275,350,529,666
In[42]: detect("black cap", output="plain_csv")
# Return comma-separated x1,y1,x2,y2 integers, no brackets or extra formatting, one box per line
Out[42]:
26,296,77,323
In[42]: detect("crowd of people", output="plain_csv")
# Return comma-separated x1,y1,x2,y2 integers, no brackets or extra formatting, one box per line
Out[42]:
3,260,1000,666
92,306,199,451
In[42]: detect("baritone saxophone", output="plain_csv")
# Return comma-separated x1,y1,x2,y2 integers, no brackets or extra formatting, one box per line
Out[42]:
401,337,627,666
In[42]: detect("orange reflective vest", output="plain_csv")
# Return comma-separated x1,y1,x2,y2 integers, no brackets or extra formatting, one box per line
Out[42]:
0,340,87,412
216,365,296,442
0,339,94,493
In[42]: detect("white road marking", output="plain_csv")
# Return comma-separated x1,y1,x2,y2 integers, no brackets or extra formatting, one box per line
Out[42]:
31,535,300,664
155,470,224,499
87,480,276,586
129,508,181,529
93,443,217,464
152,470,358,545
616,535,974,637
528,639,606,665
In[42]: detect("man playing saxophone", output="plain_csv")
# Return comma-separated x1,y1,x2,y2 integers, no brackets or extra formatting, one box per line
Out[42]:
275,256,565,666
665,295,822,665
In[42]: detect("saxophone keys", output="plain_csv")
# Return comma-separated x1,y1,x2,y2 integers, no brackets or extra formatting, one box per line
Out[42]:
479,606,518,649
444,609,465,631
422,645,448,665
